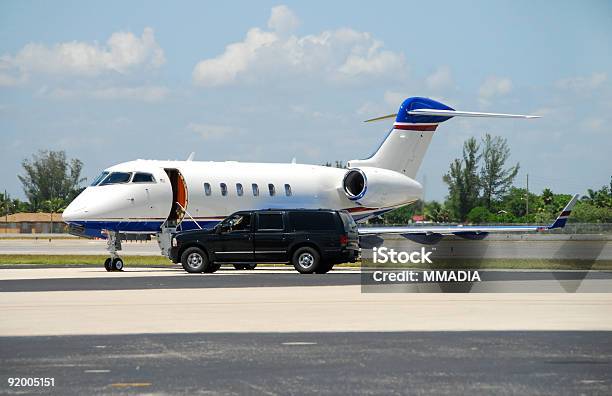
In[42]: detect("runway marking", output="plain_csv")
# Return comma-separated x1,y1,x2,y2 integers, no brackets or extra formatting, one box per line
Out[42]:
94,345,106,348
282,342,317,345
84,369,110,373
110,382,152,388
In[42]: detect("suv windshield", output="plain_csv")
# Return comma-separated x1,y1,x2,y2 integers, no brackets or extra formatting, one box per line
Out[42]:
99,172,132,185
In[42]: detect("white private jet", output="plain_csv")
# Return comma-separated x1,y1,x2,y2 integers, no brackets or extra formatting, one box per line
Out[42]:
62,96,578,270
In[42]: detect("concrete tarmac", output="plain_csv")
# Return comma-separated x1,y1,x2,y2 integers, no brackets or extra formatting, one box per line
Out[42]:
1,268,612,336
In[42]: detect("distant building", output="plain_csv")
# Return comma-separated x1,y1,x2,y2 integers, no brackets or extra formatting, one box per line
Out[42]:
0,213,66,234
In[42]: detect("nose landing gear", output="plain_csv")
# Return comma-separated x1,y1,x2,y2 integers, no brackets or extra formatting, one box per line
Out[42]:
104,231,124,271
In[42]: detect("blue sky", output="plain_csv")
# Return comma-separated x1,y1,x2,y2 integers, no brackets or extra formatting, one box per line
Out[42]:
1,0,611,201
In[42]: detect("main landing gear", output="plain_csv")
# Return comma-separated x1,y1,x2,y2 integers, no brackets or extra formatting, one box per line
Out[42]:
103,231,124,272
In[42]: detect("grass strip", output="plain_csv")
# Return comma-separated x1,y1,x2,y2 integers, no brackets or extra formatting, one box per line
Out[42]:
0,255,610,270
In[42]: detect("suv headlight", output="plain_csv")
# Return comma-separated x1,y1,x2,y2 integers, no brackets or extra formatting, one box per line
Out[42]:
171,237,177,247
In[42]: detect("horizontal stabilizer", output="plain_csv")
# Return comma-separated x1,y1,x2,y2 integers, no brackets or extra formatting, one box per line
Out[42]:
407,109,540,119
364,113,397,123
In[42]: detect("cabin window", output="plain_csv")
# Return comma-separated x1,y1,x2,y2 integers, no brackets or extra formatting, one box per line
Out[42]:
90,171,109,186
204,183,211,196
236,183,243,196
220,183,228,196
99,172,132,186
132,172,155,183
284,184,292,196
268,183,276,196
252,183,259,196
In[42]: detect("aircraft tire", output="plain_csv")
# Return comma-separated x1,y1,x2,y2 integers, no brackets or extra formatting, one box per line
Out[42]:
112,257,124,271
104,258,112,272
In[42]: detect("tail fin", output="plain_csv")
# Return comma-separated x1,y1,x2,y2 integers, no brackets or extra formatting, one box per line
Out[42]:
349,97,539,177
548,194,580,229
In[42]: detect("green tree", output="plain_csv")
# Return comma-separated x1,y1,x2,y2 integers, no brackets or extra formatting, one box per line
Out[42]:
323,161,346,169
18,150,85,211
480,134,519,209
40,198,66,213
382,202,420,224
424,201,452,223
0,192,31,216
542,188,554,205
582,185,612,208
443,137,481,221
466,206,493,223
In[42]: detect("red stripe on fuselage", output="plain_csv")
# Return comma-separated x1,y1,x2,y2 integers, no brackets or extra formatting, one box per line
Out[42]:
345,206,379,213
393,124,438,131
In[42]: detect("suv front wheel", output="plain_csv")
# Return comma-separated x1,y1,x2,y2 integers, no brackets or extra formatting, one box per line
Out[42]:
181,247,209,273
292,247,320,274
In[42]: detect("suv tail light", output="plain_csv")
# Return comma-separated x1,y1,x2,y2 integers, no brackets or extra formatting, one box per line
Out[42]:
339,234,349,246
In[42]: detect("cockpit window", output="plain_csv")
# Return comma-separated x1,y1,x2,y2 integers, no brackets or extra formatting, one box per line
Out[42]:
99,172,132,185
90,171,109,186
132,172,155,183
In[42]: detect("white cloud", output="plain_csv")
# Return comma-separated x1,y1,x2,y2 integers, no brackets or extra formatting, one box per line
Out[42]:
0,27,165,85
90,86,168,102
478,76,512,106
555,72,607,92
187,123,244,140
267,5,300,35
479,76,512,98
39,85,168,102
425,66,453,91
192,6,406,87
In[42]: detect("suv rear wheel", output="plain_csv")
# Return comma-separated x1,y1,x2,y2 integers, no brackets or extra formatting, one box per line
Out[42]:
292,247,320,274
181,247,209,273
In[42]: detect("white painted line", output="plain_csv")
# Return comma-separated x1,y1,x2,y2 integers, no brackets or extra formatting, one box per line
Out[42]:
84,369,110,373
281,342,317,346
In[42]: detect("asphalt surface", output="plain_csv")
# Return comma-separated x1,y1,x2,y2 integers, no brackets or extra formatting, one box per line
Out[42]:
1,269,612,292
2,266,612,394
1,332,611,395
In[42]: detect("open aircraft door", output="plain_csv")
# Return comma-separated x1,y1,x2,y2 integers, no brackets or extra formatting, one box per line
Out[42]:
164,168,188,227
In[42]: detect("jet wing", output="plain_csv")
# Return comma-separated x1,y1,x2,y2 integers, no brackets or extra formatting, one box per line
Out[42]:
358,194,579,237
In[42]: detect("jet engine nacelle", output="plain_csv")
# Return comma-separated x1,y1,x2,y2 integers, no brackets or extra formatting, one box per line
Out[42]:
342,166,422,208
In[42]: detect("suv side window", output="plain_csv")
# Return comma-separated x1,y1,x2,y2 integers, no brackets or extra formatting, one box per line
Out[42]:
289,212,336,231
257,213,284,230
230,213,251,232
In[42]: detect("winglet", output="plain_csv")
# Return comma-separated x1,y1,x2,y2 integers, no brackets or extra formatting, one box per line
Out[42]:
548,194,580,229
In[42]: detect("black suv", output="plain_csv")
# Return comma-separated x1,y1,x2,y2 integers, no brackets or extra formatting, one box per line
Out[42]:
170,209,360,274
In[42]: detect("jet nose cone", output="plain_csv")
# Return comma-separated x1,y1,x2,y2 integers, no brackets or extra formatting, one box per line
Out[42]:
62,194,88,222
62,204,83,222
